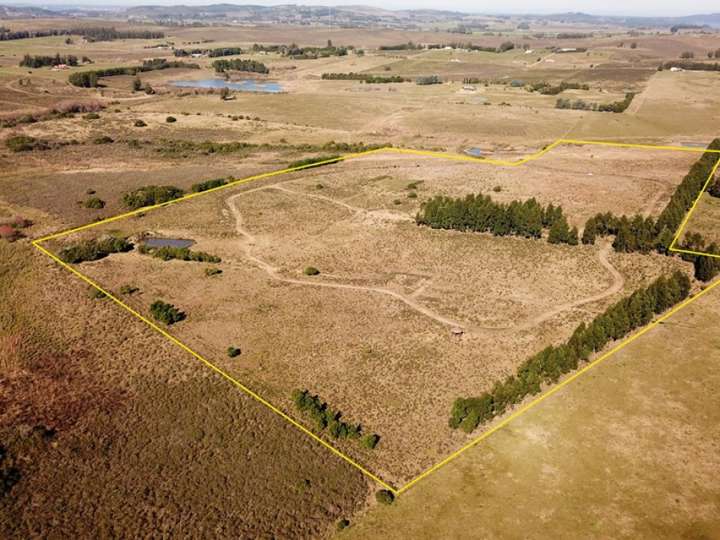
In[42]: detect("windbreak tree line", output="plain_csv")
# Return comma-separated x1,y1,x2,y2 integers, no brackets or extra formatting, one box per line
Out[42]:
211,59,269,74
0,26,164,41
69,59,199,87
581,138,720,281
19,54,86,68
321,73,408,83
174,47,243,57
450,270,691,434
416,194,579,245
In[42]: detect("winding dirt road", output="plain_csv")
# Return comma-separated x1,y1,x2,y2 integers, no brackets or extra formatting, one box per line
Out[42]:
225,186,625,334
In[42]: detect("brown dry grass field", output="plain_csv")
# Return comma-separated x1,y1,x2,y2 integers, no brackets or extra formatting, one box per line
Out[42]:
2,15,720,537
45,146,696,486
343,282,720,539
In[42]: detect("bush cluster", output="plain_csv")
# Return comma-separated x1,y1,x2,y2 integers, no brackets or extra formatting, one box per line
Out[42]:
288,155,342,169
292,389,379,447
59,237,133,264
191,178,228,192
174,46,243,57
19,53,82,68
450,270,691,433
150,300,185,325
122,185,184,210
138,244,221,263
416,194,578,244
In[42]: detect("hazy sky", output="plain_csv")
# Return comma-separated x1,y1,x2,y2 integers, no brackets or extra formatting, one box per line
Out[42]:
18,0,720,16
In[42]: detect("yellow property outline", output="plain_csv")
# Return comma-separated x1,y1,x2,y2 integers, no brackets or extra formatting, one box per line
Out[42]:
32,138,720,496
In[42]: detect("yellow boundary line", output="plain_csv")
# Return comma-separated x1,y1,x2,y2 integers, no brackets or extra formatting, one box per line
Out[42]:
31,138,720,496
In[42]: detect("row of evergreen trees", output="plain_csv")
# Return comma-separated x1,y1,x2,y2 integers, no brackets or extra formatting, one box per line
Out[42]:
174,47,244,57
416,194,579,245
1,27,163,41
450,270,691,433
580,139,720,281
211,59,269,74
19,54,83,68
69,59,199,87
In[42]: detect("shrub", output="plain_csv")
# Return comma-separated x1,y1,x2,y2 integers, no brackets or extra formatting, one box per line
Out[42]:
375,490,395,505
120,284,139,295
205,267,222,276
304,266,320,276
5,135,48,152
150,300,185,325
122,185,184,209
166,116,177,123
362,434,380,450
140,245,221,263
59,237,133,264
93,135,113,144
134,119,147,127
83,112,100,120
0,224,21,242
227,346,241,358
84,197,105,209
191,178,228,192
288,155,341,169
337,519,350,531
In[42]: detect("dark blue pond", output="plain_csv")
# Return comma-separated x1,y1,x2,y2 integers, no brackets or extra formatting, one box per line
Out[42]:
170,79,283,93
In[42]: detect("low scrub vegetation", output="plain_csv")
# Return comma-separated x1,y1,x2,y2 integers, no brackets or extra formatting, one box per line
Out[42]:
288,155,342,169
450,271,691,433
138,244,221,263
556,93,635,113
5,135,49,152
191,178,228,192
291,389,380,448
150,300,185,325
58,237,133,264
121,185,184,210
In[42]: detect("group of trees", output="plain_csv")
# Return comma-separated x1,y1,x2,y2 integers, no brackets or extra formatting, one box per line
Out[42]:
556,93,635,113
69,59,199,87
416,194,579,245
58,237,133,264
211,59,269,74
138,244,221,263
661,60,720,72
528,81,589,95
291,389,380,449
579,139,720,280
0,27,163,41
150,300,185,325
19,54,88,68
174,46,243,57
676,232,720,282
321,73,408,83
121,185,184,210
416,75,441,85
249,42,350,58
450,270,691,433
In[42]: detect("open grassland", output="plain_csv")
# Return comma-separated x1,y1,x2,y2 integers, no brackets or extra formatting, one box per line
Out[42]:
45,147,694,484
343,282,720,539
0,240,370,538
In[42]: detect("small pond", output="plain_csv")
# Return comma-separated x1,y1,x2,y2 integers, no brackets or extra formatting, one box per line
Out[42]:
143,237,195,249
170,79,283,93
